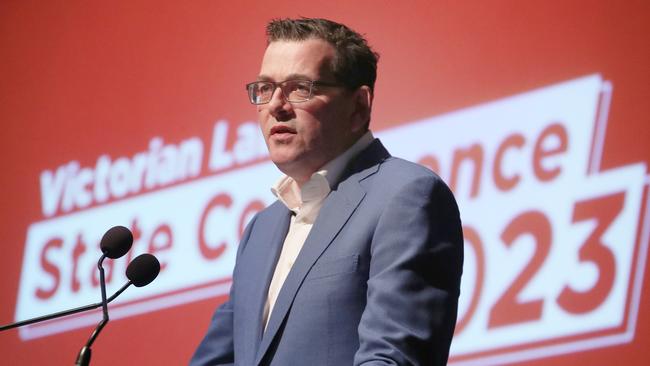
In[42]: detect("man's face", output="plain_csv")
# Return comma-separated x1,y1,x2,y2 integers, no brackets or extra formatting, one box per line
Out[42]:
257,39,364,184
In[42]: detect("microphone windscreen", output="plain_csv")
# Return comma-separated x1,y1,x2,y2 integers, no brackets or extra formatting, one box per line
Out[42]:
126,254,161,287
100,226,133,259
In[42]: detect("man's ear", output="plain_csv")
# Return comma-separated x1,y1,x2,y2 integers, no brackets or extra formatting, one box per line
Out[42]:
350,85,373,132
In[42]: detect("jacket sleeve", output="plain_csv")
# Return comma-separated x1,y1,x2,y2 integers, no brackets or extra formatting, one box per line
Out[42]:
354,175,464,366
189,213,259,366
189,298,235,366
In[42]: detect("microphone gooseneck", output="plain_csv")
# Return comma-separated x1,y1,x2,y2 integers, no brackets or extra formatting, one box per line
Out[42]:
74,254,110,366
0,280,130,331
80,225,133,360
74,227,159,366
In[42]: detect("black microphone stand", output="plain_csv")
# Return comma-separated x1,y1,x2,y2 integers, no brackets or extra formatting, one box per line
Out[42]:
0,249,158,365
0,282,131,331
2,226,135,333
74,253,110,366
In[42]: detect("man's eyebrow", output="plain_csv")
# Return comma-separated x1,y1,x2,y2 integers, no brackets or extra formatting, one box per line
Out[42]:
256,74,313,82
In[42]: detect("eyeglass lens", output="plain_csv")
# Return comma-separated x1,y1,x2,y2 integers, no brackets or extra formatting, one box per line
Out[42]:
248,81,313,104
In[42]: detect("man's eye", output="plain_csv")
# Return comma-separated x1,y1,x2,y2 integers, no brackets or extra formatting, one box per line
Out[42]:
291,83,310,94
259,84,273,94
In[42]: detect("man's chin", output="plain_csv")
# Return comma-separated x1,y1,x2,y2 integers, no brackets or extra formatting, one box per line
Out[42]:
269,153,312,179
269,152,300,169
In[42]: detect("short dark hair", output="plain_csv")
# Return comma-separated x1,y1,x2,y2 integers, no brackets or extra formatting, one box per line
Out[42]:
266,18,379,92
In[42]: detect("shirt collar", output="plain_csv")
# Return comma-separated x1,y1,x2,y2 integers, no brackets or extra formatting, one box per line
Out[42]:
271,130,375,212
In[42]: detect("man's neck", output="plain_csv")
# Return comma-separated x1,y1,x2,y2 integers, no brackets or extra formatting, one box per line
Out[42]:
284,130,375,189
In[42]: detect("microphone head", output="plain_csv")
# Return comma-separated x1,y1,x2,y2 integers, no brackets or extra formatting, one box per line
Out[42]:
126,254,161,287
100,226,133,259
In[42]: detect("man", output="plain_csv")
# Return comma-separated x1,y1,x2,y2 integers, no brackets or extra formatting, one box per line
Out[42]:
191,18,463,366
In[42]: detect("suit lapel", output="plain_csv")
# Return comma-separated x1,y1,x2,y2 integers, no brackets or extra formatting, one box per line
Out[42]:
254,139,391,365
255,180,365,365
245,203,291,358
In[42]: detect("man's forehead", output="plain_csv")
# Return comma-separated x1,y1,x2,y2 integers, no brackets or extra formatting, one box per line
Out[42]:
258,39,335,80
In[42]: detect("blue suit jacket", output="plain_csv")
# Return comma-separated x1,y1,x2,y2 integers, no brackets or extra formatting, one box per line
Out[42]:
191,139,463,366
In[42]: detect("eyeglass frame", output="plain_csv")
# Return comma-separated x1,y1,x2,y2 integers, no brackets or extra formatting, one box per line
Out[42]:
245,79,344,105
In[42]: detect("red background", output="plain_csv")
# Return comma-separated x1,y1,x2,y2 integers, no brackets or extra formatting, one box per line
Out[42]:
1,1,649,364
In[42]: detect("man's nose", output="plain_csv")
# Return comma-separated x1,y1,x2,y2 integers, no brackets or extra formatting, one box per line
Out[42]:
267,87,292,117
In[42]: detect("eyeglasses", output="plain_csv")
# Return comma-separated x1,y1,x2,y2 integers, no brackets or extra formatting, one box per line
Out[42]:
245,80,342,105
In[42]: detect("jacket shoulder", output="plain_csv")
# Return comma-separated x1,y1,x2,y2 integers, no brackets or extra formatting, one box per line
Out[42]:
372,156,447,189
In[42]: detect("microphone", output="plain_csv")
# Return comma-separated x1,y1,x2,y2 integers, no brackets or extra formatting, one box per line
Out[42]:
100,225,133,259
75,247,160,366
127,253,161,287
